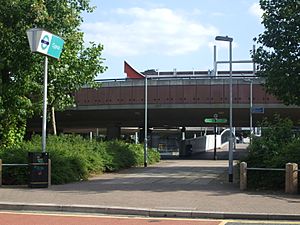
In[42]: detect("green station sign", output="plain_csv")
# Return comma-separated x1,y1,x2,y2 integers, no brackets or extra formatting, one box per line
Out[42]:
204,118,228,124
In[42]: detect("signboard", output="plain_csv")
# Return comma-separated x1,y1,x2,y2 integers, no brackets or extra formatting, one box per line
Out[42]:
27,28,65,153
252,107,264,114
27,28,64,59
204,118,228,124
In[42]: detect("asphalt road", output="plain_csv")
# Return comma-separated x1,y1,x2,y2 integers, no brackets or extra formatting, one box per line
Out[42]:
0,212,300,225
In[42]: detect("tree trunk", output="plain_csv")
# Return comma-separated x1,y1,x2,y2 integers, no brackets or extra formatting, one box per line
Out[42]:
51,106,57,135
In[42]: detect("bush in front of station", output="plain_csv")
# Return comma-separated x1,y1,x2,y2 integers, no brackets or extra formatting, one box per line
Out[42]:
0,135,160,185
241,115,300,190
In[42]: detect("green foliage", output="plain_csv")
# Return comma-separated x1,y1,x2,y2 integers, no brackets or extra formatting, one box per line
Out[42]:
243,115,300,190
0,147,28,185
0,135,160,185
254,0,300,106
0,0,106,148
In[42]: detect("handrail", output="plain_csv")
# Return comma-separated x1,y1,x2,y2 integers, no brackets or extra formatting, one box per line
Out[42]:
2,163,48,166
2,164,28,166
240,162,299,194
94,75,261,83
246,167,285,171
0,159,51,187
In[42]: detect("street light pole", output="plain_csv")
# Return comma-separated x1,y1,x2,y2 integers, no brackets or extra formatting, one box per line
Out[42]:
243,77,253,143
250,79,253,142
229,39,233,183
215,35,234,183
251,45,256,139
42,56,48,153
144,73,148,167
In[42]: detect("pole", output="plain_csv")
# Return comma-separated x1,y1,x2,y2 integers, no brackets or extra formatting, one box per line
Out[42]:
214,45,217,76
144,73,148,167
250,80,253,142
228,40,233,183
42,56,48,153
214,125,217,160
250,44,256,140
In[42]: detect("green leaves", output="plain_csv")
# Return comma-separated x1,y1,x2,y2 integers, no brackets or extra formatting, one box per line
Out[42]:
0,0,106,147
0,136,160,184
254,0,300,106
244,115,300,190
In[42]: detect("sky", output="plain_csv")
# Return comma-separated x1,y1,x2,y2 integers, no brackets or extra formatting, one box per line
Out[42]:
81,0,264,79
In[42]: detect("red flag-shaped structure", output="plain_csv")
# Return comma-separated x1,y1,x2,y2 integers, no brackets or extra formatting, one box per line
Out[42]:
124,61,144,79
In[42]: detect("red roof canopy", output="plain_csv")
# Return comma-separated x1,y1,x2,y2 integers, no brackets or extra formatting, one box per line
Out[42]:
124,61,144,79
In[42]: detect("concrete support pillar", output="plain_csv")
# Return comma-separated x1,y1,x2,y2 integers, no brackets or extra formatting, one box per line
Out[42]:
240,162,247,190
181,127,186,140
89,131,93,141
135,132,139,144
106,126,121,140
285,163,298,194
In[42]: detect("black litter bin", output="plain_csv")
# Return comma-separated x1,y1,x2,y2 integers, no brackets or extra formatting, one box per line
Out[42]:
28,152,49,188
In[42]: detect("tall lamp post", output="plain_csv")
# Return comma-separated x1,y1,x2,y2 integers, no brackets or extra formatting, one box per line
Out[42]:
243,78,253,142
243,45,256,143
251,44,256,140
144,73,148,167
215,35,234,182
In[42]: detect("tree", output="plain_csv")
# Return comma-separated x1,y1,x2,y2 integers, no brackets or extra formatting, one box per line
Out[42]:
48,41,105,135
0,0,106,147
243,115,298,190
254,0,300,106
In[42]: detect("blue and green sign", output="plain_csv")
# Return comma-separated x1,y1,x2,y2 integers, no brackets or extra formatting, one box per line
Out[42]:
27,28,64,60
37,32,64,59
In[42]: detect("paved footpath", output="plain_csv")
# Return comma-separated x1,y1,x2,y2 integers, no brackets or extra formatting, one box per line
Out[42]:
0,144,300,220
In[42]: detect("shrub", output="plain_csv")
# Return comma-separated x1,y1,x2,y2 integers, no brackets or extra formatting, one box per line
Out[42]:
0,147,28,185
0,135,160,185
242,115,300,190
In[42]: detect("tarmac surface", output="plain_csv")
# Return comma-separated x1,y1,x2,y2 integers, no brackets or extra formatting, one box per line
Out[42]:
0,144,300,220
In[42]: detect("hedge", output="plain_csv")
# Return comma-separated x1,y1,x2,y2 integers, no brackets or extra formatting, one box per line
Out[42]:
0,135,160,185
241,115,300,190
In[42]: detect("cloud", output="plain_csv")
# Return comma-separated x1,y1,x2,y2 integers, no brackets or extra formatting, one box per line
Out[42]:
249,3,263,19
82,7,218,57
211,12,225,17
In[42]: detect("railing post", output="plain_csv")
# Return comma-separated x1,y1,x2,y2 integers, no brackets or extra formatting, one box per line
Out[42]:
0,159,2,187
285,163,298,194
240,162,247,190
48,159,51,187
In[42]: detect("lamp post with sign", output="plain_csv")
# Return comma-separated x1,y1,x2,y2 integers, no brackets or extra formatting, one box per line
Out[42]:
215,35,234,182
144,73,148,167
204,115,228,160
27,28,64,153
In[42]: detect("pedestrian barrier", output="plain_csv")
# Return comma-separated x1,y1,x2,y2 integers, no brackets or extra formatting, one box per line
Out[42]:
240,162,298,194
0,158,51,188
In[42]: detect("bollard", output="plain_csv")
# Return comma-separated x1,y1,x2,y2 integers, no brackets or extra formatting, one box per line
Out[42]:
0,159,2,187
285,163,298,194
48,159,51,187
240,162,247,190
